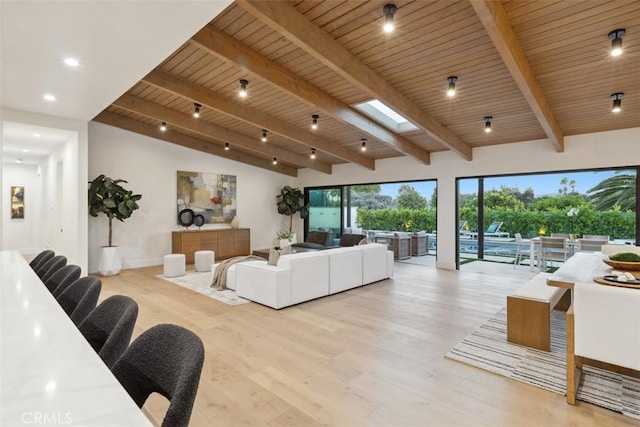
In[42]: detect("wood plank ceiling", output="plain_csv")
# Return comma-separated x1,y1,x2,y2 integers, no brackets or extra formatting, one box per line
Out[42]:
94,0,640,177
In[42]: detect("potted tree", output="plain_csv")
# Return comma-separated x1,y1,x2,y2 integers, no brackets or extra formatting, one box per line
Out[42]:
276,185,307,246
88,174,142,275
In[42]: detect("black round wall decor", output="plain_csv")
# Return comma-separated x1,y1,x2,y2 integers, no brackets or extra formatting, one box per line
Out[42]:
193,214,205,228
178,208,195,227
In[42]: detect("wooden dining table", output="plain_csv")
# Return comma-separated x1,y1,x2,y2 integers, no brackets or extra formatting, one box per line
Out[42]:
1,250,152,426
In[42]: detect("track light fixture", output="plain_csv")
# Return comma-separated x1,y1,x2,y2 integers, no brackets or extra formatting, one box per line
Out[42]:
310,148,316,159
484,116,493,133
383,4,397,33
447,76,458,97
224,142,230,150
361,138,367,151
311,114,319,130
611,93,624,113
608,29,625,57
193,103,201,118
261,129,268,142
272,157,278,165
160,121,167,132
239,79,249,98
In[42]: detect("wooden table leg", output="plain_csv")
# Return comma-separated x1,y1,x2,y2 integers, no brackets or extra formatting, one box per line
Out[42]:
566,305,582,405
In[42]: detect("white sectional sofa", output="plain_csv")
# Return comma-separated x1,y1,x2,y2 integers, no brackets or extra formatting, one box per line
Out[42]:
230,243,394,309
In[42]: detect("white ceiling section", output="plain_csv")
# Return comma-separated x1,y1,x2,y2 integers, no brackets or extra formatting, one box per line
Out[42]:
1,0,232,161
2,121,74,165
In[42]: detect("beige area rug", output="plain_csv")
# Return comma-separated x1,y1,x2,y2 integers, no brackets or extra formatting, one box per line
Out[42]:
156,270,249,306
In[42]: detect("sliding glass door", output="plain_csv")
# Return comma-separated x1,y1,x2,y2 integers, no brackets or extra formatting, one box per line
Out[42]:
307,187,342,246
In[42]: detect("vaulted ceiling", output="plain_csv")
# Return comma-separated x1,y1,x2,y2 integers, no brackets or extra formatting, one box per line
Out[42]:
94,0,640,177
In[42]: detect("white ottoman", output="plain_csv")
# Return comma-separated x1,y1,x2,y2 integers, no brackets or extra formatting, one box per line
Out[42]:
163,254,185,277
195,250,215,272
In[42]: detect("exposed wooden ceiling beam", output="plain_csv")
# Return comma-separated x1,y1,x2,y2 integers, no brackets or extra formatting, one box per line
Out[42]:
470,0,564,152
142,69,375,170
93,112,297,177
111,94,332,174
190,24,431,165
235,0,472,161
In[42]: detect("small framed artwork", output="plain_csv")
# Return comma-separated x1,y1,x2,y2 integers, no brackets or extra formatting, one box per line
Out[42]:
11,186,24,219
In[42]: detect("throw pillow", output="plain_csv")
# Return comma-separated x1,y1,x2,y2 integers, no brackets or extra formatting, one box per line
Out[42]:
267,248,280,266
358,238,370,245
267,245,292,266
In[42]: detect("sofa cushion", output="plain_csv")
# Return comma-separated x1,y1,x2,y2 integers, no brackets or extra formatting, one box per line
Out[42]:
279,251,329,304
356,243,389,283
327,247,363,294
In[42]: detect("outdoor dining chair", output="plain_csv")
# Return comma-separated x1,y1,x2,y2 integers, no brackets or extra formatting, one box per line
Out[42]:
538,237,571,271
577,238,608,252
513,233,532,268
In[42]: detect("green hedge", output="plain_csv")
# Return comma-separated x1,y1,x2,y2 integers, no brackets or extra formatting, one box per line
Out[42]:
357,208,436,233
357,206,636,239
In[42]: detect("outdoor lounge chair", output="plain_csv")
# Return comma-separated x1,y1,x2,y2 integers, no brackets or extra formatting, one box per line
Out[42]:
484,221,509,238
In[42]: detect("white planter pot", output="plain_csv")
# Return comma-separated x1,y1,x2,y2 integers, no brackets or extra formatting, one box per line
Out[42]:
98,246,122,276
278,233,297,248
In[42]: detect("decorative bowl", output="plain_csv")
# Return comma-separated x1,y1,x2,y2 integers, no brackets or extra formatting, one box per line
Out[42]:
603,259,640,271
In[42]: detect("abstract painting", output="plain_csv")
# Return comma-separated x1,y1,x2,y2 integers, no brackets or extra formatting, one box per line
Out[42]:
11,186,24,219
176,171,237,225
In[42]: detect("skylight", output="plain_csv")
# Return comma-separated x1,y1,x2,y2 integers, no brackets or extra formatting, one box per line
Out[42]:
353,100,419,133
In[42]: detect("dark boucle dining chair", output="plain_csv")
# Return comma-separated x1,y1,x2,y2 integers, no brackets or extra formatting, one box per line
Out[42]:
338,233,367,247
78,295,139,369
56,276,102,325
29,250,55,271
46,264,81,295
37,255,67,281
292,230,332,249
112,324,205,427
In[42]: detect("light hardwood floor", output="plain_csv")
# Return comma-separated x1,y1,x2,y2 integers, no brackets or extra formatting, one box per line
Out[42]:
98,261,635,427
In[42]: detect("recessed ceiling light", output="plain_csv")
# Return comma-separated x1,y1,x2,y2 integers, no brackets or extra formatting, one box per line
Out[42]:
64,57,79,67
32,133,41,137
22,149,30,153
43,94,56,102
16,159,23,163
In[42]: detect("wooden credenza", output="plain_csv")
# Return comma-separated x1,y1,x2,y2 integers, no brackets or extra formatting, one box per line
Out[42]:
172,228,250,264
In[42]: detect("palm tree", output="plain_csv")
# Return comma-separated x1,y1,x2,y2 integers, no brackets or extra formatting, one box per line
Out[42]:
586,171,636,211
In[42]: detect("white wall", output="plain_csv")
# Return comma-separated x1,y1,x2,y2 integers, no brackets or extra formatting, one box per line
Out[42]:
298,128,640,269
88,122,295,273
1,163,42,252
1,108,87,272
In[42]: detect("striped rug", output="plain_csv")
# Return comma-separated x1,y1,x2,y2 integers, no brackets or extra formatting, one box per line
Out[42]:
446,308,640,420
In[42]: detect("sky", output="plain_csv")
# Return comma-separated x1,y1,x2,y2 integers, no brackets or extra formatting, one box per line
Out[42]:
377,169,634,199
